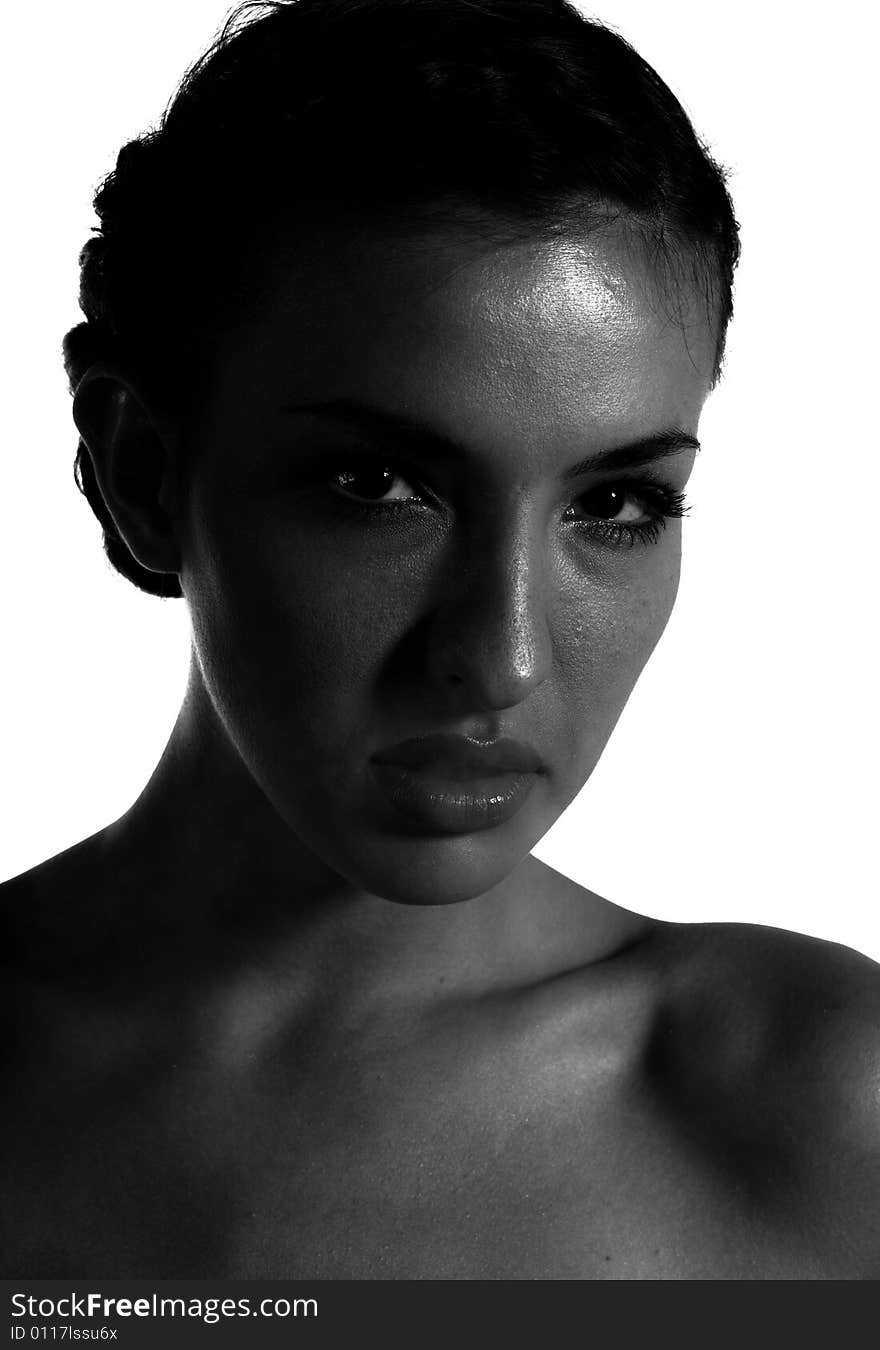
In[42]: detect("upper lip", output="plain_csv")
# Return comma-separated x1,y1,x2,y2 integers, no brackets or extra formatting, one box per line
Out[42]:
372,733,544,776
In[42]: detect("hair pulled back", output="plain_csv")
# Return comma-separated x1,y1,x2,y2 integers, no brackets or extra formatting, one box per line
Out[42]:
64,0,740,598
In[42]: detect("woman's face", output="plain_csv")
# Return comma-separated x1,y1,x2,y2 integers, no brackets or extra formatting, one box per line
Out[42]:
177,219,717,904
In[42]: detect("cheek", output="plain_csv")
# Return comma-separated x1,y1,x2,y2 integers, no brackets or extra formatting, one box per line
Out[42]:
554,540,681,763
182,497,419,739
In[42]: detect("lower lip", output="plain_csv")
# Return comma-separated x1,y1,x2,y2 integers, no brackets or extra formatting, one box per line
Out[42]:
370,761,539,833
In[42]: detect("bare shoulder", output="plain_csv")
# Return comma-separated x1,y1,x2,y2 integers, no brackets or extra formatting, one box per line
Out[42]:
654,918,880,1068
0,830,123,1008
645,919,880,1272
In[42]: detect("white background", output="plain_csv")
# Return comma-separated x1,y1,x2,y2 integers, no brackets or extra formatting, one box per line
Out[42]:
1,2,876,958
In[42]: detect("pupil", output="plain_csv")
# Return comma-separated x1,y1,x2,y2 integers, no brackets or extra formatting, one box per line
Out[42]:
588,486,623,520
346,467,394,499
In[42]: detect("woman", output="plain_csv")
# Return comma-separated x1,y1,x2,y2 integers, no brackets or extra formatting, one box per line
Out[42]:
2,0,878,1279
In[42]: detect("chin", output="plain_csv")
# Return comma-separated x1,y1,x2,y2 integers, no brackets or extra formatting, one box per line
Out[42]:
331,828,539,907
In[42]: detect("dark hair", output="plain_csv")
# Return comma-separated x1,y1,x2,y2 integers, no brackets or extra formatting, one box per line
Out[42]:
63,0,740,598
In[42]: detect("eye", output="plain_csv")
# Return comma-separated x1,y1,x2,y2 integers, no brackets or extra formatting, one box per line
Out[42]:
330,463,422,505
564,480,690,548
572,484,653,525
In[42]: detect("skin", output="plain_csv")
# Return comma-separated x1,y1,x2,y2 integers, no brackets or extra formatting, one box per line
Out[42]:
1,219,879,1278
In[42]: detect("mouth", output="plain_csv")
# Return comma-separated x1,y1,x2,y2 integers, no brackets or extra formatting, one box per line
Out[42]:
370,733,544,833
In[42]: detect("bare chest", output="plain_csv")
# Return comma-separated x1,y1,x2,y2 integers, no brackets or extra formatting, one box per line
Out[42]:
0,1047,834,1280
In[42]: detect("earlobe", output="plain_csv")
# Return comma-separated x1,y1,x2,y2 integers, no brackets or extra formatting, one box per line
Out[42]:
72,365,182,578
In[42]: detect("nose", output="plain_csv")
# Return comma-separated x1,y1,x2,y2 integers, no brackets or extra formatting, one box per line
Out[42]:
425,506,554,711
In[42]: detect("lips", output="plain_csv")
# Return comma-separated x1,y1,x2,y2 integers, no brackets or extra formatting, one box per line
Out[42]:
372,733,544,780
369,732,544,833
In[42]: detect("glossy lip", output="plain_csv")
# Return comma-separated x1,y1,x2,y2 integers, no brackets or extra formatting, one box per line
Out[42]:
370,734,544,833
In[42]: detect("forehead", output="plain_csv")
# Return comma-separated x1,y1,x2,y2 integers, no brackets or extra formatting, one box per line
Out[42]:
201,219,716,453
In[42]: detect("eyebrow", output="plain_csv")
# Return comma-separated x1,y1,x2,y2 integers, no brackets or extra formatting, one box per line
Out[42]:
280,398,700,475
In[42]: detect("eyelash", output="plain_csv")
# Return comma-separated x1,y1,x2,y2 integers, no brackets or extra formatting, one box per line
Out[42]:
566,484,689,549
321,456,689,549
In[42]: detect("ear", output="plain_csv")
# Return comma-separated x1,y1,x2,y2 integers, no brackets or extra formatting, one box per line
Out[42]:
73,363,182,578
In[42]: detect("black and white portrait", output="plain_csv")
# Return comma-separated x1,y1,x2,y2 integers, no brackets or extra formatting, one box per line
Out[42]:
1,0,877,1282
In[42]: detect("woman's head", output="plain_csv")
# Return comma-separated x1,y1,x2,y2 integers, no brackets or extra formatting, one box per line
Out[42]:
65,0,738,598
65,0,738,904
